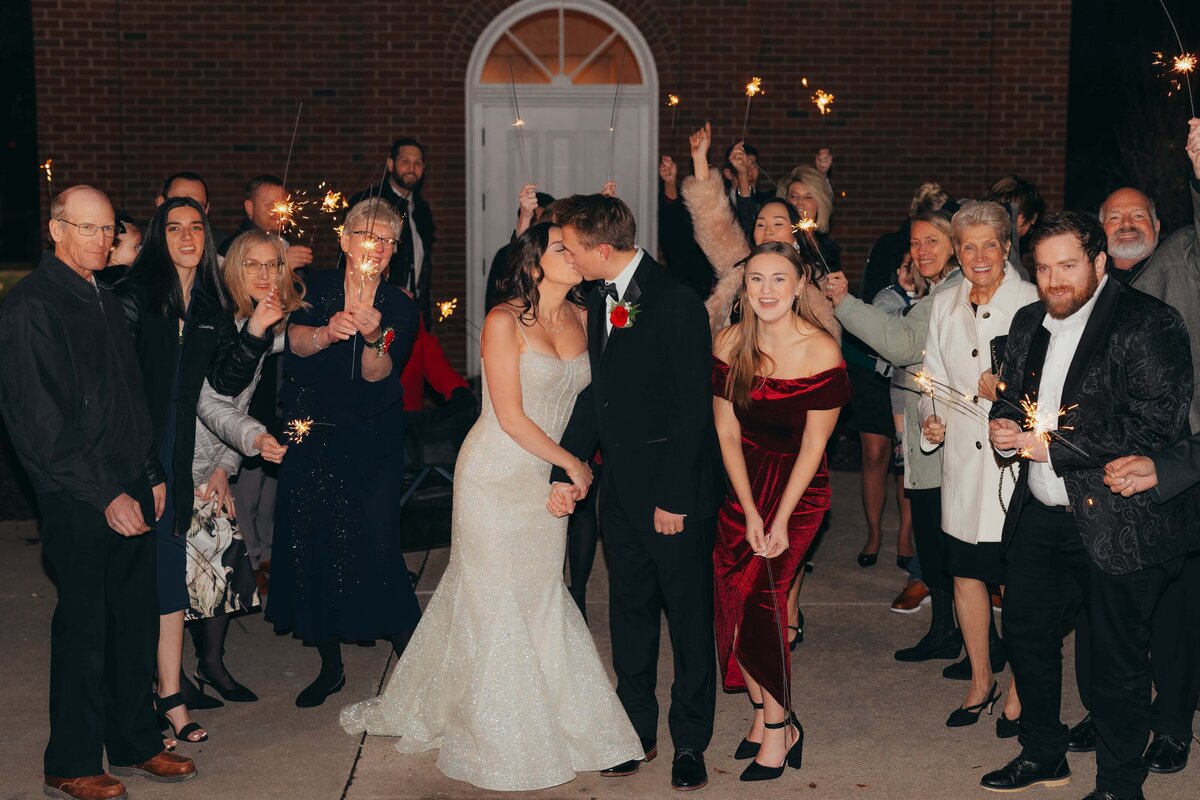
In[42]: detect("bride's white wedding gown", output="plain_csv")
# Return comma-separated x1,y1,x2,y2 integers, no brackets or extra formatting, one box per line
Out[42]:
340,342,642,791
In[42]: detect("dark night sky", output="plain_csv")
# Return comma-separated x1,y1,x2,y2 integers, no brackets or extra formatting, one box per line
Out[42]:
3,1,1199,263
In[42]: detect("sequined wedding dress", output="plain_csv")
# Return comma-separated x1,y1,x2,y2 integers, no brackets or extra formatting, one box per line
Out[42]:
341,342,642,791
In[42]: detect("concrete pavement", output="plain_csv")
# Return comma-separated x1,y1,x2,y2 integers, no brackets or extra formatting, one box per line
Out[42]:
1,472,1197,799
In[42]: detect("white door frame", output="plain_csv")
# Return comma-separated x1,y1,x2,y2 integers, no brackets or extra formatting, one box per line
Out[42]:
464,0,659,374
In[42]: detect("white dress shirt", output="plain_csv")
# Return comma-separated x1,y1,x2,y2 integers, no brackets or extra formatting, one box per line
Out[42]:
604,248,645,335
1027,276,1108,507
388,178,425,286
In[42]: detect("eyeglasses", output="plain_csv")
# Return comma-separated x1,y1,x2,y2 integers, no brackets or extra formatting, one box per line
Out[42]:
242,259,285,275
351,230,399,250
57,218,118,238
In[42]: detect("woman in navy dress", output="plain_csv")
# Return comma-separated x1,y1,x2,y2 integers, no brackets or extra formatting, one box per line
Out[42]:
268,198,421,708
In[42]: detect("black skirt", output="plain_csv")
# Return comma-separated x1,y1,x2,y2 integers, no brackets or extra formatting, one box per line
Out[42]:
843,363,894,437
944,534,1006,585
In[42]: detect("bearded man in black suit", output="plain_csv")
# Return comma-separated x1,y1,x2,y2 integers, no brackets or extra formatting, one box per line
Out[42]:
982,211,1198,800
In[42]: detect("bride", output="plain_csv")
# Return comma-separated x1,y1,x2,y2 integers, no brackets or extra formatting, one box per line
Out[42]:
340,221,643,790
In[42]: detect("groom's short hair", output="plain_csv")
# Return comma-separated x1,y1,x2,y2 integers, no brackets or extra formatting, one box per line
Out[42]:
555,194,636,251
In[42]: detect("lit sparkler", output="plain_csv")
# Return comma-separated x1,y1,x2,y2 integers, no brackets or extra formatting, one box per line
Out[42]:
1153,51,1198,115
792,214,831,274
318,184,347,215
667,93,680,132
914,369,938,418
812,89,835,116
40,158,53,183
507,53,531,182
740,76,764,143
1155,0,1197,117
801,77,809,88
436,297,459,322
271,190,310,238
287,418,313,443
607,45,628,182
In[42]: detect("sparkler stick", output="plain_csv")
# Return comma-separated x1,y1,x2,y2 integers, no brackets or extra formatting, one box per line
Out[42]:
914,369,939,419
40,158,54,238
286,418,334,444
666,94,681,133
740,76,763,145
792,215,831,274
507,54,531,184
607,45,628,183
308,182,347,248
1157,0,1197,117
277,102,304,238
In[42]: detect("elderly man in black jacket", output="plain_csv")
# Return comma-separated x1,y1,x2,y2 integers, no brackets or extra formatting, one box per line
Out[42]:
0,186,196,799
983,212,1197,800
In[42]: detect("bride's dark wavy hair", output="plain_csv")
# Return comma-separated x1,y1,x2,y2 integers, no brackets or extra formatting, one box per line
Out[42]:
496,221,581,323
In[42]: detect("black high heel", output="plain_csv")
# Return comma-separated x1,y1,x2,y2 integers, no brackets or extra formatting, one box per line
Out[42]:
155,692,208,743
946,682,1000,727
856,551,879,568
734,701,764,760
195,667,258,703
740,715,804,781
996,713,1020,739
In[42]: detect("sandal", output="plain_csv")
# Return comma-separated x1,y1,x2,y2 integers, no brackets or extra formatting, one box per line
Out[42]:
155,692,208,743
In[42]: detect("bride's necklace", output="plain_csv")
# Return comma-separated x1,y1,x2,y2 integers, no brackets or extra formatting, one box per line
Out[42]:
538,306,570,334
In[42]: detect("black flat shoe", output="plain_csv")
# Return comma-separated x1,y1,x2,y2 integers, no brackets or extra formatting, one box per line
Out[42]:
1067,712,1095,753
601,745,656,777
980,755,1070,792
739,717,803,781
946,682,1000,727
194,668,258,703
155,692,208,743
856,551,879,568
295,670,345,708
1144,733,1190,774
995,713,1019,739
671,749,708,791
896,554,912,570
894,628,962,662
734,701,763,760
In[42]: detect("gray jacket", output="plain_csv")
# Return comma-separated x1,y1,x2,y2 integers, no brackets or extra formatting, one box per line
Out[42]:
835,269,964,490
191,325,285,486
1132,179,1200,432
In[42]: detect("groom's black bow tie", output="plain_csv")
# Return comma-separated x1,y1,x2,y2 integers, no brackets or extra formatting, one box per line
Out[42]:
600,282,620,304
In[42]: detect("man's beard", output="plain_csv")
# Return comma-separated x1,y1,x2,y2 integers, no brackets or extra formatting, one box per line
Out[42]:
1040,268,1100,320
391,169,423,193
1107,228,1155,263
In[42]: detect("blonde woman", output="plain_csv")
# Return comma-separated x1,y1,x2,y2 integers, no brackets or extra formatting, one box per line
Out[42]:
186,230,305,705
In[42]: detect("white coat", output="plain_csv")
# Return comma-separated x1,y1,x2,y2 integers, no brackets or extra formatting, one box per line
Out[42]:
919,266,1038,544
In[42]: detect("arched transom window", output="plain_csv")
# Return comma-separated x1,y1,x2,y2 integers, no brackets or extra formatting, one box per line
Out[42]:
479,6,643,86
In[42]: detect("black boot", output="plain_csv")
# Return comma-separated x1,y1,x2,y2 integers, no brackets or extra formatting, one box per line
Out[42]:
896,587,961,661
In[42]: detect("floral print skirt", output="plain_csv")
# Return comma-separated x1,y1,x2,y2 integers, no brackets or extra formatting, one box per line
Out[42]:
184,495,261,621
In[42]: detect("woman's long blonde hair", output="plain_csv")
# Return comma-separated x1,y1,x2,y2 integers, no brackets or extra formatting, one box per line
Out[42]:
221,230,307,334
723,241,824,408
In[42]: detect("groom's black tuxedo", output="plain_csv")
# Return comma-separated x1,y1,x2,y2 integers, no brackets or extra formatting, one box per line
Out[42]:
552,252,722,754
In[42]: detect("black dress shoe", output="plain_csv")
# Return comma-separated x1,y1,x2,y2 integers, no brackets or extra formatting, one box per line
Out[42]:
295,670,345,708
1067,713,1095,753
671,749,708,791
1080,792,1145,800
980,755,1071,792
601,746,656,777
1144,733,1190,774
894,628,962,662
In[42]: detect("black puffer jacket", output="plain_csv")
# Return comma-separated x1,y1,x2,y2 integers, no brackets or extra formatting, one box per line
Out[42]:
114,274,269,533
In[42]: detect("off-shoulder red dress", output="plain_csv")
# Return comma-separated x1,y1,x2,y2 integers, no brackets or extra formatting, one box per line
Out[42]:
711,356,852,704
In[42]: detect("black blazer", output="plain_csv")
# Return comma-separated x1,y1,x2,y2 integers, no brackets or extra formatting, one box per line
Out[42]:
991,279,1199,574
551,254,724,527
114,276,270,533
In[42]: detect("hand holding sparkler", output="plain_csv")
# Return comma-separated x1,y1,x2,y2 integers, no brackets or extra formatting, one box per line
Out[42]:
742,508,767,555
252,432,288,464
516,183,539,236
346,302,383,343
977,369,1001,402
729,142,754,196
325,311,358,343
689,121,713,178
824,270,849,307
246,284,283,338
1103,455,1159,497
988,418,1048,462
761,518,791,559
601,180,617,198
921,415,946,446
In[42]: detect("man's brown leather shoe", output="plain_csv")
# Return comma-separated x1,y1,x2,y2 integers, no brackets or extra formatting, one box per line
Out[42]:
109,751,197,783
43,773,127,800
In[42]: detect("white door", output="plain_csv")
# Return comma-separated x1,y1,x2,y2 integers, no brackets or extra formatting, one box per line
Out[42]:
466,1,658,374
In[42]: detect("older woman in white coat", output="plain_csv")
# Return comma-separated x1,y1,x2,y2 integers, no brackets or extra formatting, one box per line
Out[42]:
920,202,1037,734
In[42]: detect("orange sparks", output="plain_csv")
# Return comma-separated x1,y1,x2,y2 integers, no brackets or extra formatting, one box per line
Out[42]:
436,298,459,322
812,89,835,115
1175,53,1197,74
40,159,53,183
745,76,763,97
793,215,819,234
271,191,310,237
287,418,313,444
666,94,680,107
318,184,347,215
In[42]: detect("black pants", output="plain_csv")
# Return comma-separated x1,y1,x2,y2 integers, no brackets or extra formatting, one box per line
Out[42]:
908,487,949,592
1004,501,1187,797
566,463,601,617
38,481,162,777
601,489,716,753
1075,551,1200,740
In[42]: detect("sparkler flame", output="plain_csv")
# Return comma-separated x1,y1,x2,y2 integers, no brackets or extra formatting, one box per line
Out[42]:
1153,51,1198,97
793,216,819,234
512,118,525,127
40,159,53,182
436,298,459,322
812,89,835,115
1018,396,1076,458
745,76,764,97
1175,53,1197,74
287,418,313,444
801,77,809,88
666,94,680,107
913,370,936,396
271,191,310,237
318,184,347,215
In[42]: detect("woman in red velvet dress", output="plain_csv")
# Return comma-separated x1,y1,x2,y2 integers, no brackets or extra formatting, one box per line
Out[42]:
712,241,850,782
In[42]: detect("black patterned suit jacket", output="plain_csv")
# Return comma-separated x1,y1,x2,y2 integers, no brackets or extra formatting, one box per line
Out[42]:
990,278,1199,574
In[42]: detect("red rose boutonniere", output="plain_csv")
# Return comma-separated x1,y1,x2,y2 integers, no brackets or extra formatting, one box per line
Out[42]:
609,300,640,330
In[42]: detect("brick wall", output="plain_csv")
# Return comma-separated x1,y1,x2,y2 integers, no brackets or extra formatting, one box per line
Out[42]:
32,0,1071,367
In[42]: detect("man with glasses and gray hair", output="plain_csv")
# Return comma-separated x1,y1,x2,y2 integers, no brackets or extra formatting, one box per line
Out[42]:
0,185,196,799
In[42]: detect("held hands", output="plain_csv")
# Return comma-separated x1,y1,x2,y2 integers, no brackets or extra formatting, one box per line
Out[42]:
1104,455,1158,497
198,467,236,520
922,415,946,446
547,482,579,517
988,418,1048,462
978,369,1000,402
815,147,833,175
247,284,283,337
253,432,288,464
825,270,849,307
106,492,151,537
285,245,314,270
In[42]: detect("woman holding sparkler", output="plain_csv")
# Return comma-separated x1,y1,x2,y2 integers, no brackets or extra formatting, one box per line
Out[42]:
341,221,644,791
114,197,274,744
268,198,421,709
917,202,1037,732
712,241,848,781
186,230,305,704
826,207,964,664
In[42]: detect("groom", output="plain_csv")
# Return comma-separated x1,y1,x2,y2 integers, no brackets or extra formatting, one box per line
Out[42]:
548,194,723,791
